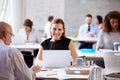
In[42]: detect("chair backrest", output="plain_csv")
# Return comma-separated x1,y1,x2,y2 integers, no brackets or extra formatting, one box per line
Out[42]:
102,52,120,74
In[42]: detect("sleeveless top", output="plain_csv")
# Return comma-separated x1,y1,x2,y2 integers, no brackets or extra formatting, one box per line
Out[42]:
41,37,71,50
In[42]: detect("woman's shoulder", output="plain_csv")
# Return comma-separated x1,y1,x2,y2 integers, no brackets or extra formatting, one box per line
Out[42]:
42,38,51,43
61,37,71,42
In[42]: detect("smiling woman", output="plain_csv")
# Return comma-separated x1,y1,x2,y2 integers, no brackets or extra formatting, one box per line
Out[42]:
35,18,78,65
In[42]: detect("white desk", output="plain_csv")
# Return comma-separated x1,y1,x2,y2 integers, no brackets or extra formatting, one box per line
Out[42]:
10,43,41,55
36,67,92,80
68,37,97,42
10,43,40,49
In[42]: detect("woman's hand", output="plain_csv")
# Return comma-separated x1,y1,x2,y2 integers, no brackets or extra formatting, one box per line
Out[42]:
31,65,41,73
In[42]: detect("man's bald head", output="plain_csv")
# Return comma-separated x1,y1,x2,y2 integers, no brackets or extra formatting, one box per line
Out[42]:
0,21,11,34
0,21,12,45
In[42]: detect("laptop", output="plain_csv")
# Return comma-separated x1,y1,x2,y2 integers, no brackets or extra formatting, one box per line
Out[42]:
42,50,73,68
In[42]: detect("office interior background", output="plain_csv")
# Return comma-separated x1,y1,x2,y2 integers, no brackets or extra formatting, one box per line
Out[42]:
0,0,120,36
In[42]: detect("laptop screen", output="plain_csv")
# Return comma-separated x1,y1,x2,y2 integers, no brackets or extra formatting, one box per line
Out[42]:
42,50,73,68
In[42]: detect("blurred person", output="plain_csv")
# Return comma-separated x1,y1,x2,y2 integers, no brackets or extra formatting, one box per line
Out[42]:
43,16,54,38
78,14,99,49
0,21,40,80
96,15,103,30
96,11,120,50
18,19,41,43
95,11,120,68
18,19,42,58
35,18,78,65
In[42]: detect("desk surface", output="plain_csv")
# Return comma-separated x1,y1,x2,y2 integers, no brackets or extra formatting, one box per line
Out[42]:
68,37,97,42
36,67,92,80
10,43,41,49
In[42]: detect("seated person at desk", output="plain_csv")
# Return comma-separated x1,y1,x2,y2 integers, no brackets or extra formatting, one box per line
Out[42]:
18,19,41,43
95,11,120,68
78,14,99,49
0,21,40,80
96,11,120,50
35,18,78,65
18,19,42,67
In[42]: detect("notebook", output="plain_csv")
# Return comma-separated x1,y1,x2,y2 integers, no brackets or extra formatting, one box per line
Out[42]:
42,50,73,68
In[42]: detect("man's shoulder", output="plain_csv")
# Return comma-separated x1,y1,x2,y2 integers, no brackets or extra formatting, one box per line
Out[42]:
8,46,20,55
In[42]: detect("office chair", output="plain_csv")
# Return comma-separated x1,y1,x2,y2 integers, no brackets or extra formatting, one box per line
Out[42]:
102,52,120,80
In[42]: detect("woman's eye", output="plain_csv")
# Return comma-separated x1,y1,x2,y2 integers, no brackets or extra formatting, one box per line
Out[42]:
53,28,56,30
58,29,61,31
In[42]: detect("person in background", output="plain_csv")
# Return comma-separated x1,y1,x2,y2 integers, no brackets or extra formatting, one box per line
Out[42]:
96,11,120,50
0,21,40,80
96,15,103,30
18,19,41,67
35,18,78,65
95,11,120,68
78,14,99,49
19,19,41,43
43,16,54,38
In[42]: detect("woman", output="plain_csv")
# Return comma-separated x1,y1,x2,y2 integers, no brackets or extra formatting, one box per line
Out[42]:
35,18,78,65
96,11,120,50
18,19,41,66
19,19,41,43
96,15,103,30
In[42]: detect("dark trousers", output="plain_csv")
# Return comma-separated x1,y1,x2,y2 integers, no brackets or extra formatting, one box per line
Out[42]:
21,49,39,68
79,42,94,49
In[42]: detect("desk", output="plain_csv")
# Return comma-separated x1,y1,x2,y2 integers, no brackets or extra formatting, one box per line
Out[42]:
77,50,103,65
68,37,97,42
36,67,93,80
10,43,41,55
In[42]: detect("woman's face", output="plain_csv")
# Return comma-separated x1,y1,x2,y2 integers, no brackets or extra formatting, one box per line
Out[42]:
50,23,64,40
24,26,31,32
96,18,99,24
110,18,119,30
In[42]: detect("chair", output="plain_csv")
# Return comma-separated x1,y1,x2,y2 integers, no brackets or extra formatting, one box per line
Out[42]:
102,52,120,80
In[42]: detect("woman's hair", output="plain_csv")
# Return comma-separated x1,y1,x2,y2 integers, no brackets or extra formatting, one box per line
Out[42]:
96,15,103,24
50,18,66,37
102,11,120,33
23,19,33,29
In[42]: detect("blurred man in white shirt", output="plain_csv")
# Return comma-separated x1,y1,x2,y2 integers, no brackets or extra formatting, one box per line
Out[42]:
0,21,40,80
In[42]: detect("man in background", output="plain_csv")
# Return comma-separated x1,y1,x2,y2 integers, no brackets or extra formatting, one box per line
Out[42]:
78,14,99,49
0,21,40,80
44,16,54,38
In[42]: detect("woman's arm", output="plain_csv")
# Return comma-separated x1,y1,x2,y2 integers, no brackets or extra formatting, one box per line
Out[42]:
68,41,78,61
35,46,43,65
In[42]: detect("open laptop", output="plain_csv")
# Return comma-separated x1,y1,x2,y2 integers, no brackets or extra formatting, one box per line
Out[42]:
42,50,73,68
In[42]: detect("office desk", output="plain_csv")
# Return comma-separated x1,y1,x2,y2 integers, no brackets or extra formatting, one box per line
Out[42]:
10,43,40,49
77,50,103,65
36,67,92,80
10,43,41,55
68,37,97,42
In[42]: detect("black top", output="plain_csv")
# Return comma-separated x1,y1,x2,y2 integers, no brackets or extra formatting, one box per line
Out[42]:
41,37,71,50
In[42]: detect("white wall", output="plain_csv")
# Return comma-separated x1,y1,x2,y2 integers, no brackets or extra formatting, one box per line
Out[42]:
10,0,25,34
25,0,64,30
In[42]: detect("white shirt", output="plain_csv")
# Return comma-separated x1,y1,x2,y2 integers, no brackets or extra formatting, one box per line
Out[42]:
18,28,41,43
78,23,99,37
0,39,35,80
44,22,51,38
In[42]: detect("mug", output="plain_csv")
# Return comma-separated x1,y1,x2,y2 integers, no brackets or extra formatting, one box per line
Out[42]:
114,42,119,51
76,58,83,66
